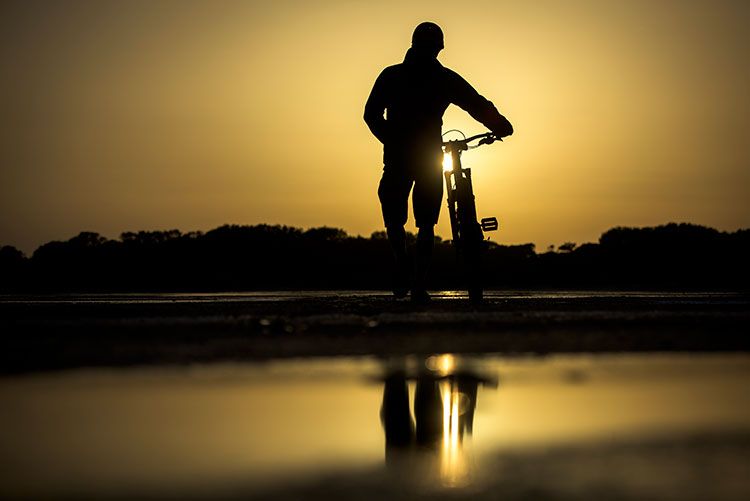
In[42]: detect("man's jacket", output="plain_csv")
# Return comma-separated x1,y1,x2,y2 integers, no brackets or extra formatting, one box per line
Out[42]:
364,48,513,166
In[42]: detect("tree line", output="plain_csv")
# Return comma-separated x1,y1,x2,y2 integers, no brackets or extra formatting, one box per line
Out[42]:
1,222,748,292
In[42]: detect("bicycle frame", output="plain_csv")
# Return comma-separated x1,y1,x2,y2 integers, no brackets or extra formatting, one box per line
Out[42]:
442,132,499,302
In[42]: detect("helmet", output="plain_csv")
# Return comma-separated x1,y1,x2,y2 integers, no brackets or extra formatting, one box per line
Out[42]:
412,22,444,50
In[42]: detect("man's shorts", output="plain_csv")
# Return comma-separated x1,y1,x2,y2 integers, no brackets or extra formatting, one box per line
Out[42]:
378,161,443,228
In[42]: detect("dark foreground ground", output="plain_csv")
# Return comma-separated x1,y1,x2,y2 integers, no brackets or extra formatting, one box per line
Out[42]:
2,291,748,373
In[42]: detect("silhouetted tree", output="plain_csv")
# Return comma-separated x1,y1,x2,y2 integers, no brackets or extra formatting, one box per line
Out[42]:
1,222,746,292
0,245,26,291
558,242,576,253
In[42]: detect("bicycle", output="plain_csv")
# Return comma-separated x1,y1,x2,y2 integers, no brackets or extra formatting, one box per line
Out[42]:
442,130,501,303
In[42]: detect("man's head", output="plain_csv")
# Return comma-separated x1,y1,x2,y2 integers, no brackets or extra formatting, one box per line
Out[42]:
411,22,444,56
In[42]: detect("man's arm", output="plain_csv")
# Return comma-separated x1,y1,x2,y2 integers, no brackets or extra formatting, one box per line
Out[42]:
364,70,390,144
447,70,513,138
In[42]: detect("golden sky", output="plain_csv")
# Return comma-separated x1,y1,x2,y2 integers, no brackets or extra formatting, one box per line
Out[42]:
1,0,748,253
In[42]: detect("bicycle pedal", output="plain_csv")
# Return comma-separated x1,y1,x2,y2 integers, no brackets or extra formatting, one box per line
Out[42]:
481,217,499,232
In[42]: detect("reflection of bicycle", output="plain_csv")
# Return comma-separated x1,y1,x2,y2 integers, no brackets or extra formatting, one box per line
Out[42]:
442,131,501,303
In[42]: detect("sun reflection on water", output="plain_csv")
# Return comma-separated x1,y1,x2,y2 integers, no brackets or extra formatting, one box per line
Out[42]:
440,379,470,487
426,353,455,375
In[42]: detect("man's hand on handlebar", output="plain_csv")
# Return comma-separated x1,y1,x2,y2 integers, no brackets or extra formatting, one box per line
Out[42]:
479,132,506,146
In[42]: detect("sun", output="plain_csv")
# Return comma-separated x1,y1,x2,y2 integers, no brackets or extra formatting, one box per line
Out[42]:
442,152,453,172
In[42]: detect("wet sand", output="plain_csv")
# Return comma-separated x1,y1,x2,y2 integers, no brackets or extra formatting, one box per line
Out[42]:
1,291,748,373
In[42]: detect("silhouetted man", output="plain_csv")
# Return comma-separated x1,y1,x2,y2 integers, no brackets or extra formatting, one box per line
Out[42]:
365,22,513,302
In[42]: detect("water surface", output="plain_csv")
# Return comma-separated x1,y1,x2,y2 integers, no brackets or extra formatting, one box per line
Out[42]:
1,354,749,499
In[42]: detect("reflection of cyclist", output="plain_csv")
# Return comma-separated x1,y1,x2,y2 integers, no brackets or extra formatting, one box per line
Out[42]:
380,369,482,486
365,22,513,302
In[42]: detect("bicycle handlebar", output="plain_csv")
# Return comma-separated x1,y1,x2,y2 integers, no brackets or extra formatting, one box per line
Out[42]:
442,131,500,149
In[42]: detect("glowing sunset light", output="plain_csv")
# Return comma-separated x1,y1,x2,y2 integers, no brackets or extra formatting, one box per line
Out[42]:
1,0,748,252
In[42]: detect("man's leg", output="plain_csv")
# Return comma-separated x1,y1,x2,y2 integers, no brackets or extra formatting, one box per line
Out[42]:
386,225,411,297
412,225,434,301
412,163,443,302
378,170,413,298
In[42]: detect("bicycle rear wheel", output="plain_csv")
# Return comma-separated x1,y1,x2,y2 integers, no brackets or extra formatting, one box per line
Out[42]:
461,221,484,304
